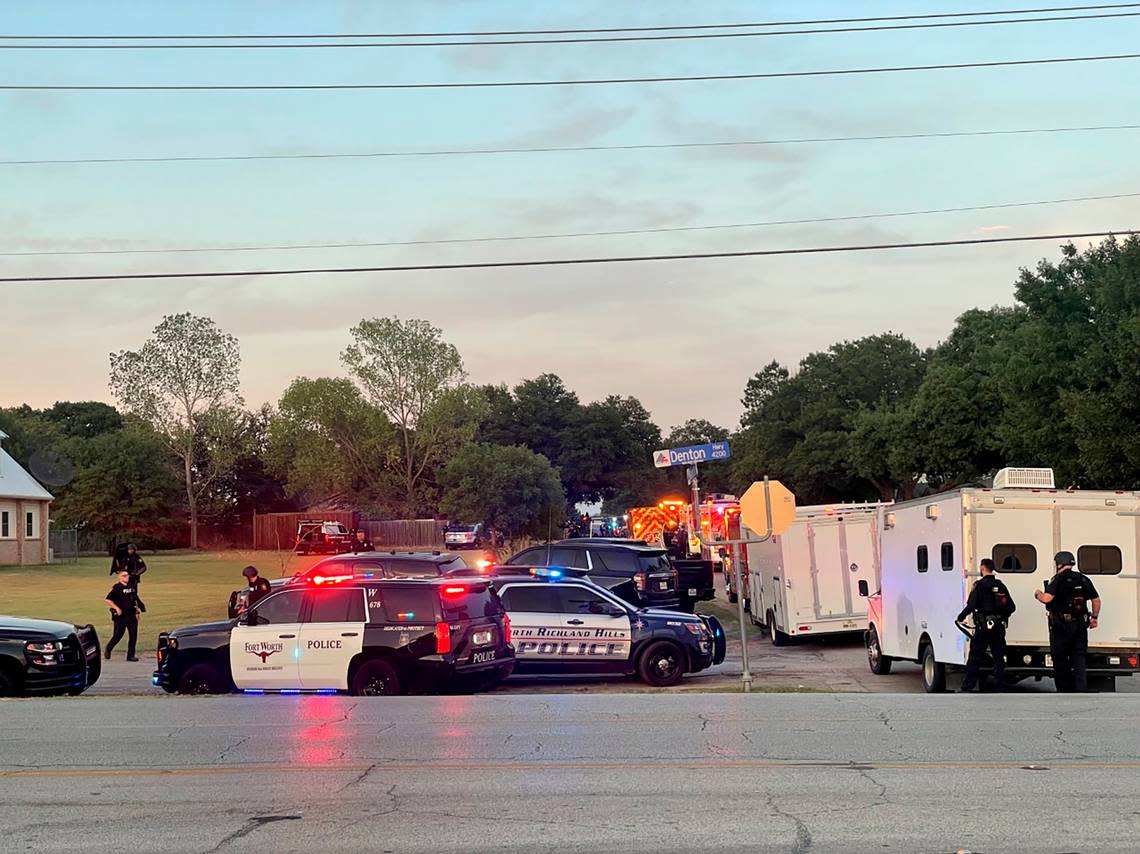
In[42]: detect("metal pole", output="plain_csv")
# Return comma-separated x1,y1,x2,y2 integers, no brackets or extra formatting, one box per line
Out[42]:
732,540,753,692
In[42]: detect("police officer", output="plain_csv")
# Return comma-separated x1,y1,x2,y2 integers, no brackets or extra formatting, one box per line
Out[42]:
104,569,144,661
242,565,272,612
957,558,1016,692
1034,550,1102,692
352,528,375,552
109,542,147,588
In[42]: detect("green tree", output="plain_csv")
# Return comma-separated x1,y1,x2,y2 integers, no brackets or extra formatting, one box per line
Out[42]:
439,443,565,538
109,313,243,549
341,317,478,513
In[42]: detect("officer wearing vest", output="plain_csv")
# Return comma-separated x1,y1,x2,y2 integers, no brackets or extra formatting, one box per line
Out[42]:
957,558,1016,692
1034,551,1101,692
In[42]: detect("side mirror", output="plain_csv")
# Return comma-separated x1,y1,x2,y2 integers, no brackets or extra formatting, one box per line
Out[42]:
857,580,869,598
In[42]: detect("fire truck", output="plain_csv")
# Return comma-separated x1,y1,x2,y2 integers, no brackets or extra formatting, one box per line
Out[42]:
627,499,688,548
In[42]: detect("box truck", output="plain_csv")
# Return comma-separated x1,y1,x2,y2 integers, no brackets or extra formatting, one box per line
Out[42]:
744,503,888,645
864,468,1140,692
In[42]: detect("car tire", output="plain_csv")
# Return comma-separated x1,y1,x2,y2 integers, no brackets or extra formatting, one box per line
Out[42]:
638,641,686,687
177,662,230,695
0,664,23,697
1088,675,1117,693
350,659,402,696
866,626,893,675
768,612,789,647
921,643,946,693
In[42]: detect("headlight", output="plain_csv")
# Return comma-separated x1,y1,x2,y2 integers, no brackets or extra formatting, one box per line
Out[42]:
26,641,62,653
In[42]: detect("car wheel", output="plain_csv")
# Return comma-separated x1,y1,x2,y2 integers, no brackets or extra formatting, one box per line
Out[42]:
638,641,686,687
866,626,893,675
921,643,946,693
0,665,23,697
727,591,738,604
351,659,402,696
768,612,789,647
177,663,230,695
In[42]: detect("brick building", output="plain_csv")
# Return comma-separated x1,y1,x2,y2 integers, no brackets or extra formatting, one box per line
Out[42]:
0,430,53,566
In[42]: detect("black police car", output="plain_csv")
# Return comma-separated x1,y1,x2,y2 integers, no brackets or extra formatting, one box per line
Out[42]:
507,539,681,609
158,577,513,696
228,551,470,618
450,566,726,686
0,615,101,696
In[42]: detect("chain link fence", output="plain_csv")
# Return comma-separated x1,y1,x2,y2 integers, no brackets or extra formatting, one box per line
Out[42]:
49,527,79,564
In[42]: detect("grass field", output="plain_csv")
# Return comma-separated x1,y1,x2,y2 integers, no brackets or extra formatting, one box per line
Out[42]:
0,551,326,636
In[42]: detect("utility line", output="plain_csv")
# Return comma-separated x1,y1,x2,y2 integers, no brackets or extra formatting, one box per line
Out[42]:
5,53,1138,91
1,231,1132,282
6,3,1137,38
4,12,1138,48
5,192,1137,258
3,123,1136,167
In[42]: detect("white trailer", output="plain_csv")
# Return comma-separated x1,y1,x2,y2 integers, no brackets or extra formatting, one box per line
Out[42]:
864,468,1140,692
745,503,888,645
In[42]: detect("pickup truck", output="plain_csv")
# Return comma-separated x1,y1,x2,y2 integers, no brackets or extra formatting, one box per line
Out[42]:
673,559,716,614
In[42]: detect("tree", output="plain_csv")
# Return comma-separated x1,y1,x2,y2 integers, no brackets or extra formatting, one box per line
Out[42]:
42,401,123,439
439,444,565,539
269,377,400,512
109,313,243,549
341,317,478,513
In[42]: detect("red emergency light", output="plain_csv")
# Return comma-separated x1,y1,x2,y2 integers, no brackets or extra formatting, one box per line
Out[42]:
311,574,352,586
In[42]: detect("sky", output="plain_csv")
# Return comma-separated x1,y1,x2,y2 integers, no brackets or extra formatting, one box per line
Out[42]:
1,1,1139,433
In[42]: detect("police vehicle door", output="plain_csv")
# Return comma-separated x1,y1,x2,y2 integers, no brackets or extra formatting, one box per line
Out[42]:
554,584,633,664
299,586,367,689
497,583,563,660
229,589,304,689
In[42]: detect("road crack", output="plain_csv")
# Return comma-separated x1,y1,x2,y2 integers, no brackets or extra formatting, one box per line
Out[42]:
766,792,814,853
205,815,301,853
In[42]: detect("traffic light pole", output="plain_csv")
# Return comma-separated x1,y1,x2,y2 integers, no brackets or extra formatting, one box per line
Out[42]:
689,470,775,694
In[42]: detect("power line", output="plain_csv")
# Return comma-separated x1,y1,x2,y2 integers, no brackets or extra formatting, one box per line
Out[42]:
5,11,1139,48
6,192,1137,258
5,53,1138,91
7,3,1137,38
3,122,1136,167
1,231,1131,282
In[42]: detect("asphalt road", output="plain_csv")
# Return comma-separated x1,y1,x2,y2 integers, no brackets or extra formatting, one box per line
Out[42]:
3,694,1139,854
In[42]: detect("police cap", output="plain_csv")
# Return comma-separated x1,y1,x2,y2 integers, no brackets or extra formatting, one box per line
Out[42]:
1054,550,1076,567
242,565,259,578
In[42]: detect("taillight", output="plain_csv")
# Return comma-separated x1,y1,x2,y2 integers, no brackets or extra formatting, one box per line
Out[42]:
634,572,646,591
442,585,466,596
435,622,452,654
503,614,512,645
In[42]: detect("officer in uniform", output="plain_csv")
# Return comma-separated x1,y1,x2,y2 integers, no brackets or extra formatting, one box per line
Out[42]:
109,542,148,588
104,569,144,661
352,528,375,552
957,558,1016,692
242,565,273,612
1034,551,1101,692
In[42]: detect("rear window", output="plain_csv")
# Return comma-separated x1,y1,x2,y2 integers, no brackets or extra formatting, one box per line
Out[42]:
638,554,672,574
1078,545,1123,575
593,549,639,573
440,585,501,621
367,587,438,623
993,544,1037,574
384,559,444,578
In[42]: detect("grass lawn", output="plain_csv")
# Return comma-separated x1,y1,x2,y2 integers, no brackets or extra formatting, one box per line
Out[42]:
0,550,324,637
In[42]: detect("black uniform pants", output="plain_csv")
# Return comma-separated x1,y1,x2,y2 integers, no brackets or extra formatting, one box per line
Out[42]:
1049,620,1088,693
962,624,1007,691
107,613,138,658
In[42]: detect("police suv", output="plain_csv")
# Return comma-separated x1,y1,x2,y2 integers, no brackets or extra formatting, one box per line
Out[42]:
450,566,726,686
0,615,101,697
156,576,513,696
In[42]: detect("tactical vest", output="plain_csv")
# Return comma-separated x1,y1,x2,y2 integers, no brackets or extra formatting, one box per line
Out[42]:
1050,573,1089,617
977,579,1011,616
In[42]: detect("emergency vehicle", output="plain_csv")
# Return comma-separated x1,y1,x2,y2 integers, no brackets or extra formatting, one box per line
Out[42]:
155,576,514,695
627,499,688,547
864,468,1140,692
744,503,887,645
450,565,726,686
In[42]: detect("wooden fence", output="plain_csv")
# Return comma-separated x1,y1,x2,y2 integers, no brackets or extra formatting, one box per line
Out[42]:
251,513,444,550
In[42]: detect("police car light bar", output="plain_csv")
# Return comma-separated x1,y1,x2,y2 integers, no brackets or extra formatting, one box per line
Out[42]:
311,574,352,586
530,567,562,578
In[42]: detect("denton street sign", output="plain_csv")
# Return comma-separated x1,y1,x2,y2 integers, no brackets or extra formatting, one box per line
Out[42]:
652,441,731,468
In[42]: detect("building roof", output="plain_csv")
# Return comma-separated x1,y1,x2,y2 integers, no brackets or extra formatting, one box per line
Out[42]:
0,447,54,501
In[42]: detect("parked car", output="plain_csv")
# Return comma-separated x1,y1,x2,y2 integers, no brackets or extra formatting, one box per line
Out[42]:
0,615,101,696
507,538,680,609
159,576,513,696
445,523,485,550
228,551,469,618
294,520,354,555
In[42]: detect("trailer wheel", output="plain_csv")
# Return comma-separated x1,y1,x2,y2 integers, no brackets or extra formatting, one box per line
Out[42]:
920,643,946,693
866,626,893,675
1088,675,1117,693
769,613,789,647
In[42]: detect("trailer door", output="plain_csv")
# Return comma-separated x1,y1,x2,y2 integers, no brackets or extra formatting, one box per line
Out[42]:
1063,508,1140,649
842,517,876,620
806,522,847,619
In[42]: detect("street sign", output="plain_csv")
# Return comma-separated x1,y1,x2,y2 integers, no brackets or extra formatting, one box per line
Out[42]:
652,441,731,468
740,480,796,537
